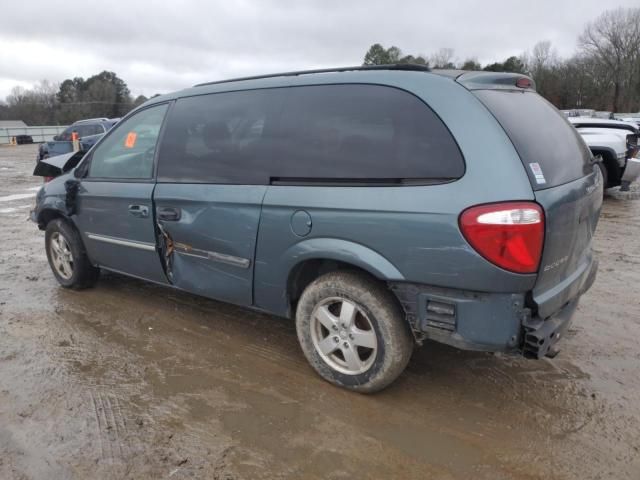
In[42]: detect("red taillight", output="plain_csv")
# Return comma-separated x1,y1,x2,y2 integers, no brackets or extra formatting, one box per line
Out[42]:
516,77,532,89
459,202,544,274
44,176,54,183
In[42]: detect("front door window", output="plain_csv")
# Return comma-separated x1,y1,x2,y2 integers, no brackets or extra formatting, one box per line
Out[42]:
88,104,168,179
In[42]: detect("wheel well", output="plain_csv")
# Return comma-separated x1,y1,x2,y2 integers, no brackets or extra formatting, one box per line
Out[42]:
38,209,66,230
287,259,381,313
591,149,621,187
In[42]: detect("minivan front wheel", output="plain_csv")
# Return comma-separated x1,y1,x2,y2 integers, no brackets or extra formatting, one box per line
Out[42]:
296,271,413,393
45,219,99,289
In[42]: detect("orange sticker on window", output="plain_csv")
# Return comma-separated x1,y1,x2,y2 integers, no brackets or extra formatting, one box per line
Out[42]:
124,132,137,148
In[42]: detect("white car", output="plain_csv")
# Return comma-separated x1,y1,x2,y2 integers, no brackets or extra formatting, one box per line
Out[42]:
568,117,639,190
616,117,640,129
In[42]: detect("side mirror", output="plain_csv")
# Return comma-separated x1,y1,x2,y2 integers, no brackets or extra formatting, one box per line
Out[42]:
53,135,60,141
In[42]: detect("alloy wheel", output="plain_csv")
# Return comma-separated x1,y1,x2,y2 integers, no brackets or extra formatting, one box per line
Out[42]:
310,297,378,375
49,232,74,280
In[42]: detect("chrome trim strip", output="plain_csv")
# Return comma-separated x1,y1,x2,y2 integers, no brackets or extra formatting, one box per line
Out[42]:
86,233,156,251
207,251,251,269
173,244,250,269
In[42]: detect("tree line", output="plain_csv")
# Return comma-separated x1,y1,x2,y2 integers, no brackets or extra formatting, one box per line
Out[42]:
0,71,150,126
364,7,640,113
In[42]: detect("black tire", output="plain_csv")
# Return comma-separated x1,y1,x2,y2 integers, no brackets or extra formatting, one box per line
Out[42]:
295,271,413,393
45,218,99,289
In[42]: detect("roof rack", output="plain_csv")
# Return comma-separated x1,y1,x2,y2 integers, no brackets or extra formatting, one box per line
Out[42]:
194,63,431,87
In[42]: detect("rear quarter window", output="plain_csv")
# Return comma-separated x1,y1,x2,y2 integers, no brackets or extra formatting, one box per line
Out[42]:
474,90,592,189
273,84,465,183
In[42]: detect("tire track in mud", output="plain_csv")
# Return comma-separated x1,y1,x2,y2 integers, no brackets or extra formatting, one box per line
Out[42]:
88,389,132,476
43,304,141,477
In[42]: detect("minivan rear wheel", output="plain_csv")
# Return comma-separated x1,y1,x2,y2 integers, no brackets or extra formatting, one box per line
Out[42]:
45,219,99,289
295,271,413,393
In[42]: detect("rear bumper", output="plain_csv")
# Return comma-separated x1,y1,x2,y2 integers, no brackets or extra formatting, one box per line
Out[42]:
390,262,597,357
521,299,577,358
533,252,598,319
523,256,597,358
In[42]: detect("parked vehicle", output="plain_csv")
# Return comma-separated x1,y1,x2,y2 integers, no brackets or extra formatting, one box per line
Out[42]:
36,118,119,161
561,109,596,118
616,117,640,129
569,117,639,189
31,65,602,392
15,134,34,145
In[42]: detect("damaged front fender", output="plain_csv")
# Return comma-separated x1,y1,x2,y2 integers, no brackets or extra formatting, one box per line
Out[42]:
32,175,72,229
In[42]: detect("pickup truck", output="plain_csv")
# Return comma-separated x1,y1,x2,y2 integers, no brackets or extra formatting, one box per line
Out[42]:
36,118,119,161
568,117,639,189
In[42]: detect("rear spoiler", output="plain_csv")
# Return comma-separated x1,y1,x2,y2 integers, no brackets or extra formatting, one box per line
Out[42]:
33,150,85,178
456,71,536,92
432,70,536,92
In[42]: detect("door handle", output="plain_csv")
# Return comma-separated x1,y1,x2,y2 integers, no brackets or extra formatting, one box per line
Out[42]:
128,204,149,218
157,206,181,221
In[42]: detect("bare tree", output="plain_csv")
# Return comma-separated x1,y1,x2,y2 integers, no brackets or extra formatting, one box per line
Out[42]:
3,82,59,124
531,41,558,72
579,7,640,112
358,8,640,112
523,41,560,100
431,48,456,69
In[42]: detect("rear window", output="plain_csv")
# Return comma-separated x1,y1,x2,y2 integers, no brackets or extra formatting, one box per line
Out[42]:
74,124,104,137
474,90,592,189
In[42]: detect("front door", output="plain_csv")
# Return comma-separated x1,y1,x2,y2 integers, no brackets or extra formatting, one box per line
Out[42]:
74,103,169,283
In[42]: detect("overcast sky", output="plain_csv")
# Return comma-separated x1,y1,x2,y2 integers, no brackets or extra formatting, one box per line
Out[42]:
1,0,637,100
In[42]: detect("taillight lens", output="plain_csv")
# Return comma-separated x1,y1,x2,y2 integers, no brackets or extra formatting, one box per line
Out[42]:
44,176,54,183
459,202,544,274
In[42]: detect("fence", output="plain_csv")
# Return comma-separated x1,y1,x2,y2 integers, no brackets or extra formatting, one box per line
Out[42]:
0,125,68,145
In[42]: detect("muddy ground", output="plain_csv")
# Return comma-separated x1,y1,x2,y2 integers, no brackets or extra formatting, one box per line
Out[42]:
0,144,638,480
